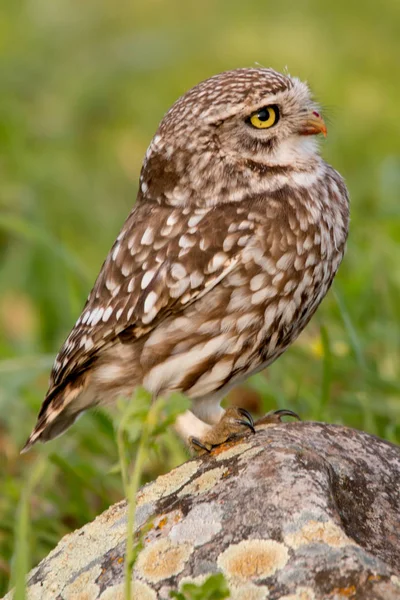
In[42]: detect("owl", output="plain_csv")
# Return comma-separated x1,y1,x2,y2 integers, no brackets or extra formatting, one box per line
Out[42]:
23,68,349,453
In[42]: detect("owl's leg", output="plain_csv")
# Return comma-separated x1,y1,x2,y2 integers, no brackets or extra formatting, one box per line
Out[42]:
190,396,225,425
174,410,213,447
175,407,255,454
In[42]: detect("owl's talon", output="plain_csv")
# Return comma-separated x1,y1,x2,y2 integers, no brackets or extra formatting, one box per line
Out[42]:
190,437,212,454
235,407,256,434
235,419,256,434
274,409,301,421
256,409,301,426
237,408,255,431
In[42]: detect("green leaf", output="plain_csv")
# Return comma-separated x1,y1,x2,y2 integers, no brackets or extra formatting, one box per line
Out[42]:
170,573,230,600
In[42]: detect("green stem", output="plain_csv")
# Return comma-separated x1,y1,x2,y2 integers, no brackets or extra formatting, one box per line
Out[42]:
12,456,47,600
124,398,164,600
117,409,131,497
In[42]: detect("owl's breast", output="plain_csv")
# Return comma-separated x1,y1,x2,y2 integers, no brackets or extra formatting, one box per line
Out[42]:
232,184,348,365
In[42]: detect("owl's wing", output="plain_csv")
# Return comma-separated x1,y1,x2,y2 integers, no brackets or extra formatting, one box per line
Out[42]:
49,199,256,392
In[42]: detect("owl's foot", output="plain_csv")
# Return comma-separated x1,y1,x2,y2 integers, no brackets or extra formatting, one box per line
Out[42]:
255,408,301,426
190,407,255,454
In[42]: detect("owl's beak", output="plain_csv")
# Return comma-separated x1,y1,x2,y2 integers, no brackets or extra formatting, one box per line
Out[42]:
298,112,327,137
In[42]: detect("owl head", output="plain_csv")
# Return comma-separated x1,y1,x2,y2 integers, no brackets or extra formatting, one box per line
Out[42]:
140,68,327,205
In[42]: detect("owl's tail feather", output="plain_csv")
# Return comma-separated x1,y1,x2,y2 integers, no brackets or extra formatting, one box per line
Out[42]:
21,380,88,453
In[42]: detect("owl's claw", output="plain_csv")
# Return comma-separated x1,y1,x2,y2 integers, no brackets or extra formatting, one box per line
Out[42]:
190,437,212,453
256,408,301,426
189,407,255,454
236,407,256,433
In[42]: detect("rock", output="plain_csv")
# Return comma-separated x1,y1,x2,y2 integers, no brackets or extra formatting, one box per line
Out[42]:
6,422,400,600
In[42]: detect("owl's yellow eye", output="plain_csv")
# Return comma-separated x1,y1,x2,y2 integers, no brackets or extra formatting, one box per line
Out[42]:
248,105,279,129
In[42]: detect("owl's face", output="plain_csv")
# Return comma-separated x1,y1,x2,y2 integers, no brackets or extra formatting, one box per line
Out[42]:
214,73,326,168
142,68,327,205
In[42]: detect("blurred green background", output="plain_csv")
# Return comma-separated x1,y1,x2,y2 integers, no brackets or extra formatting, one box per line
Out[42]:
1,0,399,593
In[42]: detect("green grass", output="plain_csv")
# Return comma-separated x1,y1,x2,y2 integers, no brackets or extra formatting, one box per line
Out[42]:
1,0,399,595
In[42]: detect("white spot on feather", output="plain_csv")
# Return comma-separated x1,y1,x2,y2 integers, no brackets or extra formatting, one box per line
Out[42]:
276,252,294,271
251,287,276,305
170,278,190,298
236,313,257,332
141,227,154,245
102,306,113,322
179,234,195,249
250,274,266,292
105,278,118,292
238,220,251,230
90,307,104,325
167,212,179,226
223,234,237,252
128,278,135,293
207,252,227,273
264,304,278,331
305,253,317,267
272,272,284,285
121,262,131,277
237,235,251,247
141,306,159,324
187,213,204,228
144,291,158,314
303,235,314,251
189,359,233,397
141,270,156,289
190,271,204,288
85,337,94,351
283,280,297,294
112,244,120,261
171,263,187,280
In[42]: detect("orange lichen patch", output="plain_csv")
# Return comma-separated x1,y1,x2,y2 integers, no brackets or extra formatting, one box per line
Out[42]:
178,466,227,497
329,585,357,598
284,520,356,549
230,582,270,599
215,441,253,461
63,565,101,599
145,510,182,542
279,587,316,600
99,580,157,599
135,538,192,583
137,461,199,506
218,539,289,583
156,515,168,529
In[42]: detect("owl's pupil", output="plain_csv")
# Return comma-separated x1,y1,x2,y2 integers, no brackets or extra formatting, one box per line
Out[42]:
258,109,270,121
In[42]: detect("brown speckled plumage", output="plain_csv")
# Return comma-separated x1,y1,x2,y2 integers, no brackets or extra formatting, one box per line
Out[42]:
23,68,349,452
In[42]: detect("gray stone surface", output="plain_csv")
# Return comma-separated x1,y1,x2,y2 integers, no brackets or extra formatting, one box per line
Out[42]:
5,422,400,599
